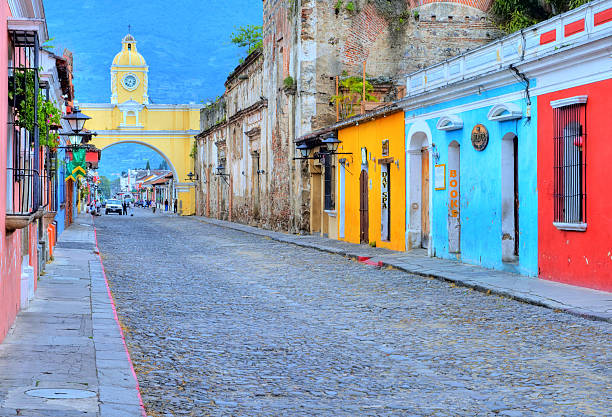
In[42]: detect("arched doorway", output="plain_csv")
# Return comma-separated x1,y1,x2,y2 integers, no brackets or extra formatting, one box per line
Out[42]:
501,133,518,262
407,125,432,251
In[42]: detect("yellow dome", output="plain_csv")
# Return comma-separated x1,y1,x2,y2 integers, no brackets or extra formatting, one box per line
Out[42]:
112,34,146,67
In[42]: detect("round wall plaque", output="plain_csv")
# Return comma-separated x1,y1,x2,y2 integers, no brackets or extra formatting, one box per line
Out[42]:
471,124,489,151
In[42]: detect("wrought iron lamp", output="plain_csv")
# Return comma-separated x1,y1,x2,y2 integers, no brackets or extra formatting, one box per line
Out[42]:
214,164,230,184
63,106,91,134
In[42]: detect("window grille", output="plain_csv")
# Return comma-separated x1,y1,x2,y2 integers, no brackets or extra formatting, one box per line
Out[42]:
7,29,40,216
553,102,586,224
323,154,334,211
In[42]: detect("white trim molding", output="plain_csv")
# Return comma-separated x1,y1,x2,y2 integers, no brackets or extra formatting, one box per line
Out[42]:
436,115,463,131
487,102,523,122
550,95,588,108
553,222,587,231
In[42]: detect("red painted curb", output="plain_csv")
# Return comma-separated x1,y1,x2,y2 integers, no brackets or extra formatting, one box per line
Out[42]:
92,218,147,417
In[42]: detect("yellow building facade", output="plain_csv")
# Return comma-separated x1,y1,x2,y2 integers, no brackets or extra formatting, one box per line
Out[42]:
81,34,201,214
338,110,406,251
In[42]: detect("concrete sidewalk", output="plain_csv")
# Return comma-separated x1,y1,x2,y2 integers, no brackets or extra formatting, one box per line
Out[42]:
196,217,612,323
0,214,145,416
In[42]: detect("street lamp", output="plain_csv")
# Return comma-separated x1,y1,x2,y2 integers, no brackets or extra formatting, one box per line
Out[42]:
296,143,310,159
321,135,341,153
186,171,198,182
62,106,91,134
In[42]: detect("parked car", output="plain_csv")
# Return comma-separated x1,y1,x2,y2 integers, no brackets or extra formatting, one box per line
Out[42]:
105,199,123,215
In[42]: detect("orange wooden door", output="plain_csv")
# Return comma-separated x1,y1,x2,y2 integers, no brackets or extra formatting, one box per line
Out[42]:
421,148,430,248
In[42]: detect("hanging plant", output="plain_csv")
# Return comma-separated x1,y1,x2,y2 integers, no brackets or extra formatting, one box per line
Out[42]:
9,68,36,129
39,98,61,149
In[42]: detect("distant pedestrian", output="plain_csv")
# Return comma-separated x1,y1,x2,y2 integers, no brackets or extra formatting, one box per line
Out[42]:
122,201,127,215
164,199,169,212
173,199,177,214
151,200,156,213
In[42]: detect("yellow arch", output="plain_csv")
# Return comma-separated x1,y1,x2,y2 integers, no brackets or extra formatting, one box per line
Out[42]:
91,134,196,215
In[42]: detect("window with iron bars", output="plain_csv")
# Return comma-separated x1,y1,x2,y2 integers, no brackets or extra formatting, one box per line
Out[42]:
323,154,335,211
552,98,587,229
7,29,40,216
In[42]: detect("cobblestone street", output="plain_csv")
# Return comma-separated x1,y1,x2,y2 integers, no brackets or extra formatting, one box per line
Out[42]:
95,210,611,417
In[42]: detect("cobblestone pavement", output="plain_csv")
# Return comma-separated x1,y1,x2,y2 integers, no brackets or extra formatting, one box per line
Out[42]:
95,209,611,417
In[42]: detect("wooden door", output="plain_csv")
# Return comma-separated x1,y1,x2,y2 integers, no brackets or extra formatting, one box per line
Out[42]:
421,148,430,248
359,170,369,244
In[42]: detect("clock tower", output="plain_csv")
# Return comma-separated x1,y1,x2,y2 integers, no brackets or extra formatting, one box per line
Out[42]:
111,34,149,105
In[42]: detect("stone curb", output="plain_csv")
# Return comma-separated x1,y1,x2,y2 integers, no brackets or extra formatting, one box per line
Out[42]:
89,217,148,416
193,216,611,324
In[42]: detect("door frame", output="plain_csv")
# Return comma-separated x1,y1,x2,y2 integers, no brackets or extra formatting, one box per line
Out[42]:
359,169,369,244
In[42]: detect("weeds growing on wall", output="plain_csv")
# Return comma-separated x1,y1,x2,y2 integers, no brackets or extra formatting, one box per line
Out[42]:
331,76,378,120
491,0,588,32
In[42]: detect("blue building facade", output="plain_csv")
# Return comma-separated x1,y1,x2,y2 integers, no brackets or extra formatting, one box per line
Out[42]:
398,0,612,279
403,83,538,275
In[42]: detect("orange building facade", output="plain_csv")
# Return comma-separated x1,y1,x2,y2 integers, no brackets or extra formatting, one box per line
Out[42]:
337,110,406,251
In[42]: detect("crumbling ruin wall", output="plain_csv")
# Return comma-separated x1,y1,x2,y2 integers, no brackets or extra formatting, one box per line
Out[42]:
203,0,500,233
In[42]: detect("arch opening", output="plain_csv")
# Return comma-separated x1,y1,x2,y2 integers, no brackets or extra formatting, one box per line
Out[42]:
407,129,432,250
501,132,518,262
96,141,179,208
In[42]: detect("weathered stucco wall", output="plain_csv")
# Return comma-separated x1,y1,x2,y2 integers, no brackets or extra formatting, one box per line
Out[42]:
197,0,500,233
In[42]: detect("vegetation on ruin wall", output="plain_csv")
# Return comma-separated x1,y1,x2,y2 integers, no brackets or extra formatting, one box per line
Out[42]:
230,24,262,60
343,0,588,34
332,75,378,120
491,0,588,32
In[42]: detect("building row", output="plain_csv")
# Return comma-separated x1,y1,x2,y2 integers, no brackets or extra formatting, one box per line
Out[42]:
193,0,612,292
0,0,92,342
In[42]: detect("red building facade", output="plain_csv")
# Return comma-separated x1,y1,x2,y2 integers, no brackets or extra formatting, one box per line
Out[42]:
538,79,612,291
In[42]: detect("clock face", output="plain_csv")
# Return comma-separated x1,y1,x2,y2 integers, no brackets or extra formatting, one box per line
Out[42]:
122,74,138,91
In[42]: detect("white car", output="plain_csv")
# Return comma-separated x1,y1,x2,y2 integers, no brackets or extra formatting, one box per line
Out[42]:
105,199,123,215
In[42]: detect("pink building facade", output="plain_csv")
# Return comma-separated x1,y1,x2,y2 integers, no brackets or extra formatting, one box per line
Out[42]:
1,0,66,343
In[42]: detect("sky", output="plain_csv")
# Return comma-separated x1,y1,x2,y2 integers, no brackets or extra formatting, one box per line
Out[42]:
44,0,263,104
44,0,262,177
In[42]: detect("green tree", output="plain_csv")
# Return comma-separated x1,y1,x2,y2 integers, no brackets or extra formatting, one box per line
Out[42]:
145,160,151,170
230,25,262,56
99,176,111,198
157,160,168,170
491,0,588,32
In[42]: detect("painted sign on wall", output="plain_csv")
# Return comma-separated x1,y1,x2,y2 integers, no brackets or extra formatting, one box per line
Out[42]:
435,164,446,190
381,163,390,241
449,169,459,217
382,139,389,157
471,124,489,151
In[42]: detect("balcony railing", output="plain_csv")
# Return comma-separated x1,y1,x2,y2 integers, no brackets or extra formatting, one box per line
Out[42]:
6,27,41,230
405,0,612,97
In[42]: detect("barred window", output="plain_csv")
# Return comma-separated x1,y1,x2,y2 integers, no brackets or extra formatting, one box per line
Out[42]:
552,97,587,230
323,154,335,211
